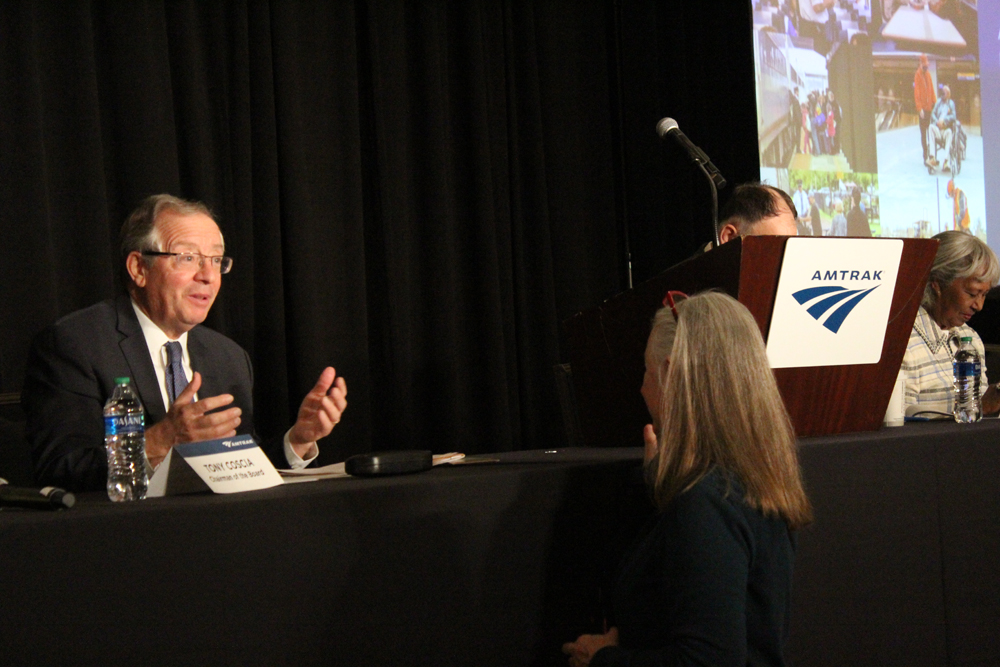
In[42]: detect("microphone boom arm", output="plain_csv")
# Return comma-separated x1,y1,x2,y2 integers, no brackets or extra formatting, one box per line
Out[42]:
695,160,722,249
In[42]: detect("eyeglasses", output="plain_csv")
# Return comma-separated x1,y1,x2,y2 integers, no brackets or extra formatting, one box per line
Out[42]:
142,251,233,274
663,290,688,322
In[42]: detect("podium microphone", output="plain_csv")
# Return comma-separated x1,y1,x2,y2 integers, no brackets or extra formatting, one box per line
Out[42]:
0,478,75,510
655,118,727,189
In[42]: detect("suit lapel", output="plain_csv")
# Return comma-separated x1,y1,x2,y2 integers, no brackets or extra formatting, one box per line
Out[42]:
116,296,167,423
187,327,218,397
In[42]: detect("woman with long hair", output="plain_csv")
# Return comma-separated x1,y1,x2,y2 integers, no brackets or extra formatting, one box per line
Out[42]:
563,292,812,667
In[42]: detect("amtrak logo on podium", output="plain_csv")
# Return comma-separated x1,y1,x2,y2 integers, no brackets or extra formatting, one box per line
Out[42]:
766,238,903,369
791,285,880,334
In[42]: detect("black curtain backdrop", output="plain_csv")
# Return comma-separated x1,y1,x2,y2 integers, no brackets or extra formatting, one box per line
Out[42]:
0,0,757,464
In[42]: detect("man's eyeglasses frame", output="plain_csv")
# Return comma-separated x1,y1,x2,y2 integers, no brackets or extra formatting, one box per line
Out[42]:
142,251,233,274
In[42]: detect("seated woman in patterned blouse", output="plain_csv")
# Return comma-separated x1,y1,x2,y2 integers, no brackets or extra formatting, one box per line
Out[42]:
901,230,1000,417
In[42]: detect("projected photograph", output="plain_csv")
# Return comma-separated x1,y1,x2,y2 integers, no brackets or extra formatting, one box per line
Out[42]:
751,0,986,242
788,169,880,237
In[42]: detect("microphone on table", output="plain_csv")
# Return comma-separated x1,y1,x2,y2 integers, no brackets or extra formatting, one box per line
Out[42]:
655,117,727,189
0,478,75,510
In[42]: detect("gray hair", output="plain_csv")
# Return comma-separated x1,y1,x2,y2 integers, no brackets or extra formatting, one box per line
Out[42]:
645,291,812,529
923,231,1000,310
119,194,216,291
646,305,679,381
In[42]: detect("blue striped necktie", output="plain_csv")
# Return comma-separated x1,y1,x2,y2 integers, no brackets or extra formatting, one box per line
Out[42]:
165,341,189,404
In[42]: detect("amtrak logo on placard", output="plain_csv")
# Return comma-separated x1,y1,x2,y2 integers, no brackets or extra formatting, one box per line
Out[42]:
791,285,880,334
766,238,903,369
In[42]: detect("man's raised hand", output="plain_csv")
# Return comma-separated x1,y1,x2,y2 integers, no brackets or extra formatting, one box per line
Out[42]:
288,367,348,450
144,372,241,467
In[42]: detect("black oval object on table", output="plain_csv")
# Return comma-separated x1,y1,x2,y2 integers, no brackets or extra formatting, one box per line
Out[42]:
344,450,433,477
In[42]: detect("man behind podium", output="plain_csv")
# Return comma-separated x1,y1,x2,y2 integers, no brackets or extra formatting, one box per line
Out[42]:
689,184,797,259
716,183,798,244
24,194,348,492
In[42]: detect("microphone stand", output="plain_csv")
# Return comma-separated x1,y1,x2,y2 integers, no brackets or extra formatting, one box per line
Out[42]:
694,160,722,249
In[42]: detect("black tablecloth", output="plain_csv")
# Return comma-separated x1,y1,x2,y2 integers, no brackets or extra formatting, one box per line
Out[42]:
2,422,999,666
791,420,1000,667
0,448,645,666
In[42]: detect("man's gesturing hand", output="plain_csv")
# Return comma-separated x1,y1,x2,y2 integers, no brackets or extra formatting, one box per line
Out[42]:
288,367,348,451
144,372,241,467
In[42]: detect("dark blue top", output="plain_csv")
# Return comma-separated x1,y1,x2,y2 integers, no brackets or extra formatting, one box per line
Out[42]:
592,469,795,667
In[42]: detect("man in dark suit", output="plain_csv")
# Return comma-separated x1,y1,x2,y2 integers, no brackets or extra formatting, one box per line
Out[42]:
24,194,348,492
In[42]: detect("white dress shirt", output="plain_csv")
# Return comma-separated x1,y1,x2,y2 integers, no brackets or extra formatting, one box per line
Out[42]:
131,301,316,469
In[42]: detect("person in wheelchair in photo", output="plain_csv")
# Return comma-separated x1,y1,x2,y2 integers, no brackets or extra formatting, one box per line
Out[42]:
927,85,956,173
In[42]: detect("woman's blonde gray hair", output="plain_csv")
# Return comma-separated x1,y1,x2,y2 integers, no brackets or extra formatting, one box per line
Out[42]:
924,231,1000,310
646,291,812,529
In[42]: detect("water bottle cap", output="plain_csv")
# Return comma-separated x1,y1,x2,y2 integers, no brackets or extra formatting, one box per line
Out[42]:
114,377,131,385
960,337,973,343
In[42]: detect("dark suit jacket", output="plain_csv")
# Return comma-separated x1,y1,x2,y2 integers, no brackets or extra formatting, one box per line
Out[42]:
23,295,284,492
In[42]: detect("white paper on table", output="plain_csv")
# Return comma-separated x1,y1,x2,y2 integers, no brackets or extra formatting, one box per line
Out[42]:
278,452,465,482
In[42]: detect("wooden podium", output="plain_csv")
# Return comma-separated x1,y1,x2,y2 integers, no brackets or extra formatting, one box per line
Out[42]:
564,236,939,446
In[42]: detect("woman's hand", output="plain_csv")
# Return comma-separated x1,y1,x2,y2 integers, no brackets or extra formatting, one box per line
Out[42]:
981,382,1000,415
643,423,658,464
561,627,619,667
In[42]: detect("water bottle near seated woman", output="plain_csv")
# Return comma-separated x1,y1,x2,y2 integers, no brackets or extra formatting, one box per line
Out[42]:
953,336,982,423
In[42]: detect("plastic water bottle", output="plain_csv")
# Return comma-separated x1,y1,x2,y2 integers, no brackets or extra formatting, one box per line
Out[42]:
953,336,982,423
104,377,148,501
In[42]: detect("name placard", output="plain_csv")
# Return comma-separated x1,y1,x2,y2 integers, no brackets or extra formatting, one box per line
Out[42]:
147,434,283,497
